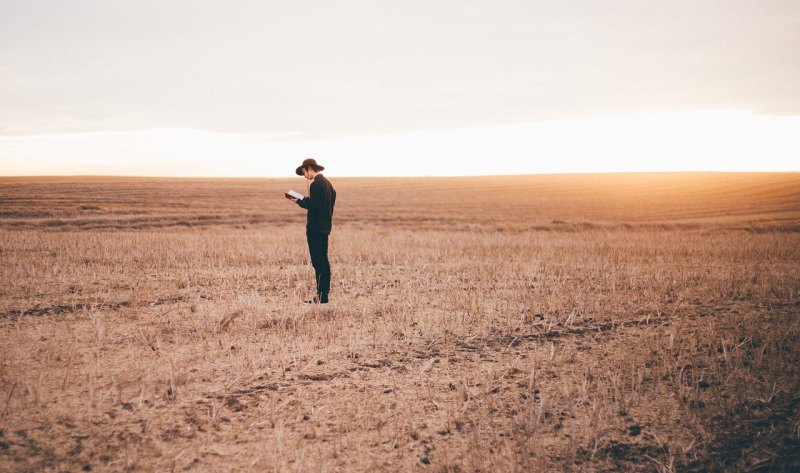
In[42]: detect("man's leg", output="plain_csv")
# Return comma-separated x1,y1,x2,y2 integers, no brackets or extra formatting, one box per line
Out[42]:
318,233,330,301
306,230,323,298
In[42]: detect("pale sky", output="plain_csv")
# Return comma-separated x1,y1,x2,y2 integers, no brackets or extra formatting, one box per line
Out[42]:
1,1,799,176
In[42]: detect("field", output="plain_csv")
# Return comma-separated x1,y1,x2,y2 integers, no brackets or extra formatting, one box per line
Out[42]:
1,172,799,472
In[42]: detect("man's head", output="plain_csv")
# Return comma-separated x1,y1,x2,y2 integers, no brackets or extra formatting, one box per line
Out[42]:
302,166,316,180
296,158,325,180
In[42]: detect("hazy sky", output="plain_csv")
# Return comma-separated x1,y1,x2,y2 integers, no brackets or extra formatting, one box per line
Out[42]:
1,1,799,176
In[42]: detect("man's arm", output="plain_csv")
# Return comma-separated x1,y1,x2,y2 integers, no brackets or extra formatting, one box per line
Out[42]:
296,181,323,211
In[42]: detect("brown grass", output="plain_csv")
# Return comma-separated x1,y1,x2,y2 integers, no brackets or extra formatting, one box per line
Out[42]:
1,172,799,472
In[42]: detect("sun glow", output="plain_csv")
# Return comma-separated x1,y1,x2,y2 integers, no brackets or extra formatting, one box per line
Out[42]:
1,110,798,177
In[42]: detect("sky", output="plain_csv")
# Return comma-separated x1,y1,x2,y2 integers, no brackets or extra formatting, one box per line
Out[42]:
1,0,799,177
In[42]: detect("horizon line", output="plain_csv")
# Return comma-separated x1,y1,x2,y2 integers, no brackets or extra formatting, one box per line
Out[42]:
2,170,800,181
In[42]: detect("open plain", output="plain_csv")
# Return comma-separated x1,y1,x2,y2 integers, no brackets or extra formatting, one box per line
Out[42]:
1,172,799,472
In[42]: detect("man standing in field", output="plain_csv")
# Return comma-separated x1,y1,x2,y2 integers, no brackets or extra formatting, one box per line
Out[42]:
288,158,336,304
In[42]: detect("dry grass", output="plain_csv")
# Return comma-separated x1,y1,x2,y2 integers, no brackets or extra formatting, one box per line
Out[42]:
1,173,799,472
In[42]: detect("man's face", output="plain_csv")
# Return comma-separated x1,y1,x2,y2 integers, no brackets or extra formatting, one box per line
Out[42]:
303,167,313,180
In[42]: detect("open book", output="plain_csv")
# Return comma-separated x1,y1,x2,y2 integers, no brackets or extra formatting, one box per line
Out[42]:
284,190,305,201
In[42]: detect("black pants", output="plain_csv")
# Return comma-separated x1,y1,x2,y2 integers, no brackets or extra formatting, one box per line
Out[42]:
306,229,331,298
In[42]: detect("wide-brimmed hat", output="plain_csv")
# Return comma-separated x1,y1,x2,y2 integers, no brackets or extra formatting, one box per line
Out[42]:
295,158,325,176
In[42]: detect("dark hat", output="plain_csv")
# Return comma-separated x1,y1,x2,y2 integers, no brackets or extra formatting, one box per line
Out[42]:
295,158,325,176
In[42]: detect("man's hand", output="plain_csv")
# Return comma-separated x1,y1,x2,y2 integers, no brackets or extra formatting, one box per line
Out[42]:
289,197,298,203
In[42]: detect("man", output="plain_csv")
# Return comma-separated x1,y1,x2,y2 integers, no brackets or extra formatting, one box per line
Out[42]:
289,158,336,304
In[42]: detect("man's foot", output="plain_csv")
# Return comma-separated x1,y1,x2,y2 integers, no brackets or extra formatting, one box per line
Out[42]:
304,295,329,304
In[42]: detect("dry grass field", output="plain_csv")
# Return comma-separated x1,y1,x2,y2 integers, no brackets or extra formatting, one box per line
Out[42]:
1,172,799,472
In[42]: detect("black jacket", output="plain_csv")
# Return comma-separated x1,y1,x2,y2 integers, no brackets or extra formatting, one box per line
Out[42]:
297,174,336,234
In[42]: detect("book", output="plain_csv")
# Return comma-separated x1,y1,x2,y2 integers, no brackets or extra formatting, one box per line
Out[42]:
285,190,305,201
